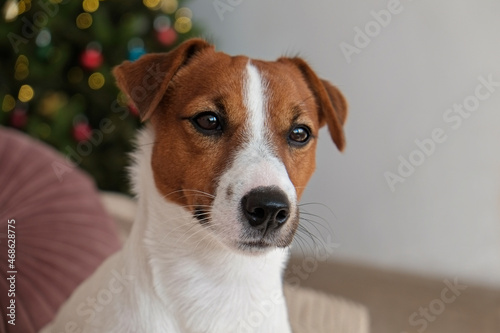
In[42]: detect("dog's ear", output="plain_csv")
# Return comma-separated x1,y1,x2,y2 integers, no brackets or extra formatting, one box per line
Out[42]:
278,57,348,151
113,39,213,122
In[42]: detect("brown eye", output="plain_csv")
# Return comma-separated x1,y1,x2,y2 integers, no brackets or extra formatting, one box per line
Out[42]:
191,112,223,135
288,126,311,146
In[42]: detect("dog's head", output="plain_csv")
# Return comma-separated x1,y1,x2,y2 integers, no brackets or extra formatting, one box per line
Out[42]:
114,39,347,253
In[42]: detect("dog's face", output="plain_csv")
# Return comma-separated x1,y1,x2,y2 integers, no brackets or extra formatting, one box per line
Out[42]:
114,39,347,253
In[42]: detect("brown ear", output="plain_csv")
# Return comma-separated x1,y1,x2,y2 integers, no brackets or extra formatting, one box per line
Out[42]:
278,57,348,151
112,38,213,122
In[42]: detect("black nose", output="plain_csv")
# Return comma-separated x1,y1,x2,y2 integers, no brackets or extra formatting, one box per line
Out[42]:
241,186,291,231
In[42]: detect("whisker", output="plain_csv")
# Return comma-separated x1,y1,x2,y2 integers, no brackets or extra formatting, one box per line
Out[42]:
298,202,338,220
299,215,333,240
296,224,318,253
297,222,325,250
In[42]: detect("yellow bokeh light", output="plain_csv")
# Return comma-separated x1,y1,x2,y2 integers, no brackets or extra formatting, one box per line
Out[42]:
175,7,192,19
2,95,16,112
174,16,191,34
38,91,67,117
88,72,105,90
76,12,93,29
18,0,26,15
18,0,32,13
143,0,160,9
15,55,30,80
18,85,34,103
83,0,99,13
15,63,29,80
16,55,29,66
161,0,177,14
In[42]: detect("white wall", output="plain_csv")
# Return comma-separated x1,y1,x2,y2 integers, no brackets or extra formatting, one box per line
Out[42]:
189,0,500,287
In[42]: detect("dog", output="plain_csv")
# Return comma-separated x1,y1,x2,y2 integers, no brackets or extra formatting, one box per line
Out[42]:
40,38,347,333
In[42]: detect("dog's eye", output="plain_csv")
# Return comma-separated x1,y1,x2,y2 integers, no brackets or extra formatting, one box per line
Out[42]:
191,112,222,135
288,126,311,146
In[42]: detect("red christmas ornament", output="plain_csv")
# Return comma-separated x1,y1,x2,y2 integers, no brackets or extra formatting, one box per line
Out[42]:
80,49,103,70
10,108,28,129
73,122,92,142
157,28,177,46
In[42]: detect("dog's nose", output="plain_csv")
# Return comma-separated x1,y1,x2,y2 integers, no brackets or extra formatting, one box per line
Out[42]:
241,186,291,231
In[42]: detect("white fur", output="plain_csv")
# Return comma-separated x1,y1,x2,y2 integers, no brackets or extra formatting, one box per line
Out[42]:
40,63,294,333
211,63,297,251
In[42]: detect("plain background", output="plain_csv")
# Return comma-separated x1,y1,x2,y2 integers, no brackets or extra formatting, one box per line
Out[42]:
189,0,500,288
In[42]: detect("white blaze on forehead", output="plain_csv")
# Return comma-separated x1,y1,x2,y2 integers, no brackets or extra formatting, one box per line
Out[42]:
209,60,297,242
238,61,296,200
243,62,267,143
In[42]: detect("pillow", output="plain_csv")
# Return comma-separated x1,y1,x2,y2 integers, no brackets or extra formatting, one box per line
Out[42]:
0,127,121,332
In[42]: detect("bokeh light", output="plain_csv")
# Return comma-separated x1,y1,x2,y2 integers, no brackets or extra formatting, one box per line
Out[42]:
14,55,30,81
3,0,19,22
2,95,16,112
154,15,171,31
161,0,178,14
143,0,161,10
83,0,99,13
174,16,191,34
36,29,52,47
88,72,105,90
175,7,192,19
76,12,93,29
18,85,34,103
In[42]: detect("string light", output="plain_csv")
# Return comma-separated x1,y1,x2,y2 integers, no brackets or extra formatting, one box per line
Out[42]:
18,1,26,15
83,0,99,13
3,0,19,21
76,12,93,29
14,55,29,81
20,0,32,13
38,91,67,117
88,72,105,90
36,28,52,47
18,85,34,103
174,16,191,34
14,64,29,80
143,0,160,10
175,7,192,19
2,95,16,112
154,15,171,31
161,0,178,14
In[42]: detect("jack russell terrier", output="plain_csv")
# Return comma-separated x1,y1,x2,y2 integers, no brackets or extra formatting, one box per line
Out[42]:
41,38,347,333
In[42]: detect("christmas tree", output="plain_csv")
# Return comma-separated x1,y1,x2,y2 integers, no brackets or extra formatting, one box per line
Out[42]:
0,0,202,193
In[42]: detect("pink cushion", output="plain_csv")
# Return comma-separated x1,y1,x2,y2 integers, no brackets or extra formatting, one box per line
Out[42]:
0,127,121,332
